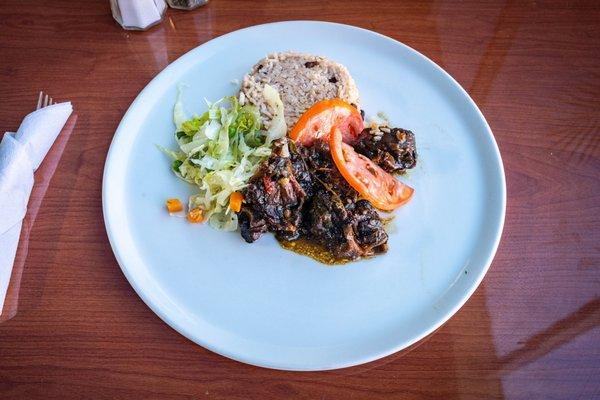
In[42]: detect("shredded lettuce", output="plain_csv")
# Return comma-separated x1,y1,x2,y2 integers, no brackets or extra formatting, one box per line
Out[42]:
161,85,286,230
263,84,287,144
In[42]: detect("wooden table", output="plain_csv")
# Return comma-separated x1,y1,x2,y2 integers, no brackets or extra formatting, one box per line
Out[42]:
1,1,599,398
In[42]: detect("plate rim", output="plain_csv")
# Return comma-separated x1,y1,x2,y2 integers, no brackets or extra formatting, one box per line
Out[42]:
102,20,506,371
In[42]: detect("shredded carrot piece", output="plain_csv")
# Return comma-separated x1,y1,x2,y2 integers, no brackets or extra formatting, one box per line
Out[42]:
229,191,244,212
166,198,183,213
187,207,204,223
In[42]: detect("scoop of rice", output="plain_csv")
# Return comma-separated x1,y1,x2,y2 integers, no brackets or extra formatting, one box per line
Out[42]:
240,52,360,129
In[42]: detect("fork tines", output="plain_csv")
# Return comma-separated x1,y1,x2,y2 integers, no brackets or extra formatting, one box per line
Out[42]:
36,91,54,110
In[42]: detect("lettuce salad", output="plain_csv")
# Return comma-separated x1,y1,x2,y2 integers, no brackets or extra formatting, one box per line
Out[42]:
160,85,287,230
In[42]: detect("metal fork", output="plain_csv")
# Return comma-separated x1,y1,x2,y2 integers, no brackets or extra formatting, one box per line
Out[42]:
36,91,54,110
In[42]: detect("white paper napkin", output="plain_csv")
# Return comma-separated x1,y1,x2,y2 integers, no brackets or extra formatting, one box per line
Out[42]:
0,102,72,313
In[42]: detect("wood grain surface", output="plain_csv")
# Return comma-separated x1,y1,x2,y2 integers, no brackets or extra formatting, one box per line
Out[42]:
0,0,599,399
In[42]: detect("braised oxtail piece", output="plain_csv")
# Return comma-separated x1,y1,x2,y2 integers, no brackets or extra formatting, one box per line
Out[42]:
354,126,417,173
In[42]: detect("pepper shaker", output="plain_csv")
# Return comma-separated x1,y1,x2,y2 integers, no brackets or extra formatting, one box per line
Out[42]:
166,0,209,10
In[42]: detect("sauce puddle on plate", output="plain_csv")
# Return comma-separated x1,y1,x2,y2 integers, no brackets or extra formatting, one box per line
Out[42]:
277,238,351,265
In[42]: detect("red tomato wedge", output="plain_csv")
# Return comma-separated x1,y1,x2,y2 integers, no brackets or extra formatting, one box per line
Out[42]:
329,126,414,211
289,99,363,146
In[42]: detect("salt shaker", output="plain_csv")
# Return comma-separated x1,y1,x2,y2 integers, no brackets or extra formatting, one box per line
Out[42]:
166,0,209,10
110,0,167,31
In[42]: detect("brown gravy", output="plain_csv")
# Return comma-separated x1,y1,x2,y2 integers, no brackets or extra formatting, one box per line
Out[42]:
277,238,351,265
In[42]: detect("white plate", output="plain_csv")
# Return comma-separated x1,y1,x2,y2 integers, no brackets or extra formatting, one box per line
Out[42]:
103,21,505,371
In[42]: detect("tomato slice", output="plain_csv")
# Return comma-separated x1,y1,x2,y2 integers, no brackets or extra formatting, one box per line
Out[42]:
289,99,363,146
329,126,414,211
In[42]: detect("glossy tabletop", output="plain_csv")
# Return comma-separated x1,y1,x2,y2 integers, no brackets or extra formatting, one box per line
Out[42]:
0,1,599,399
